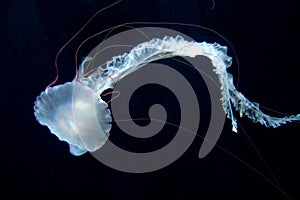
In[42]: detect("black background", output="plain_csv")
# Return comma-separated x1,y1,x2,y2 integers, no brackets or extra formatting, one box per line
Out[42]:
1,0,300,199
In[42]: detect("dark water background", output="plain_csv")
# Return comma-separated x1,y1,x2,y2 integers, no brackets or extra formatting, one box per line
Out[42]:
1,0,300,199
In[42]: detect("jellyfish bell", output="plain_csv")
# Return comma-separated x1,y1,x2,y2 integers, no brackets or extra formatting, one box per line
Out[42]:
34,82,112,156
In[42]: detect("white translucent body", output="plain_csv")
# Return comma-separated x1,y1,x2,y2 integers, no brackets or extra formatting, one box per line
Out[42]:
34,82,111,155
34,35,299,156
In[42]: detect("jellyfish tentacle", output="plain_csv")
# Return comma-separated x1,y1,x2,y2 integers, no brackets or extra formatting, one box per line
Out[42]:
80,35,300,132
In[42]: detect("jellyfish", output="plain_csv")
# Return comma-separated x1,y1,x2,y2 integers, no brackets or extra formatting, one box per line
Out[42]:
34,35,300,156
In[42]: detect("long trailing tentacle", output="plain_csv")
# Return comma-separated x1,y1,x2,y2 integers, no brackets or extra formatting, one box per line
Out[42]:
80,35,300,132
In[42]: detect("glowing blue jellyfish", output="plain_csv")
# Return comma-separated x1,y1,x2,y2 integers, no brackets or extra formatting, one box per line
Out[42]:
34,36,300,155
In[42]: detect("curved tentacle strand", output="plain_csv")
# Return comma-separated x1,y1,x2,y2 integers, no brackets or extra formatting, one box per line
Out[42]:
78,35,300,132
